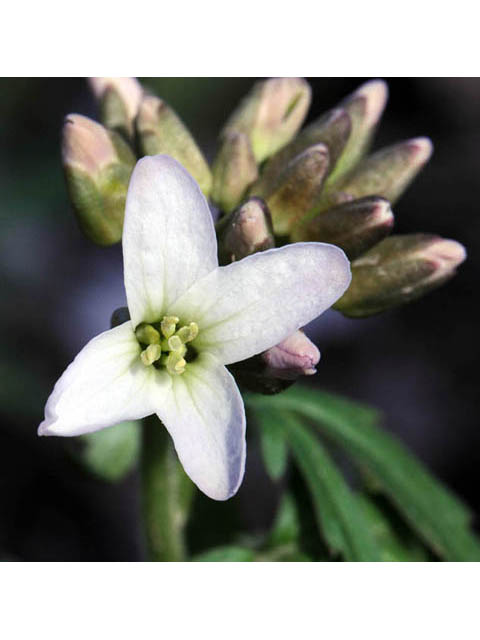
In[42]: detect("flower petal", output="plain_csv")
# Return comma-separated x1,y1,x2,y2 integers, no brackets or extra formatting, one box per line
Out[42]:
38,322,170,437
171,243,351,365
155,353,246,501
123,155,218,328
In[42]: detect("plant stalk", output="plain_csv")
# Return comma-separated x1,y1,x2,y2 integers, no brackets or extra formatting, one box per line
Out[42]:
140,415,194,561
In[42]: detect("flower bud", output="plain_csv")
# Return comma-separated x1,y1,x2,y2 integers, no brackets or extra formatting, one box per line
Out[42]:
334,234,466,317
262,144,330,236
327,79,389,184
88,77,143,140
62,114,136,246
262,330,321,379
228,330,320,394
136,95,212,197
252,108,351,199
217,197,274,265
211,131,258,213
110,306,130,328
222,77,312,163
293,196,394,260
330,137,433,207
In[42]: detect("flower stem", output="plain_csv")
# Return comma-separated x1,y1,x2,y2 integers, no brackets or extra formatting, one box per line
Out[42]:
140,415,194,561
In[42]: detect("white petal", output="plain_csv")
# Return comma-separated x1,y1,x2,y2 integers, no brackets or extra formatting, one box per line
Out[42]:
123,155,218,328
171,243,351,365
156,353,246,501
39,322,170,437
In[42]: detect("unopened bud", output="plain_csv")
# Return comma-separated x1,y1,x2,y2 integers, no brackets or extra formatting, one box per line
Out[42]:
331,137,433,207
136,95,212,196
294,196,394,260
88,77,143,140
253,108,351,198
110,306,130,328
262,330,321,379
217,198,274,265
327,79,389,184
211,132,258,213
62,114,136,245
334,234,466,317
222,77,311,163
262,144,330,235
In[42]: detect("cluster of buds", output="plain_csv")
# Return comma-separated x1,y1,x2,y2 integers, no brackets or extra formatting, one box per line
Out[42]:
62,77,466,390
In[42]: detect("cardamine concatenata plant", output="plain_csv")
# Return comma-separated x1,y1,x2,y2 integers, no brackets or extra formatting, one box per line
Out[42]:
40,77,477,562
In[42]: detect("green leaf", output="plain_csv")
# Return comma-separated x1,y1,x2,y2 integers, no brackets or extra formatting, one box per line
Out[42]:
358,494,428,562
247,387,480,561
253,407,381,561
257,410,289,481
192,546,255,562
76,420,140,482
267,493,301,547
258,493,313,561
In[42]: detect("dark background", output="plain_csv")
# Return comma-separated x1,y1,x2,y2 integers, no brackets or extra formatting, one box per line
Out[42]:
0,78,477,560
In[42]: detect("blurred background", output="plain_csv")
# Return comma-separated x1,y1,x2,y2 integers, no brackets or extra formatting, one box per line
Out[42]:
0,78,478,560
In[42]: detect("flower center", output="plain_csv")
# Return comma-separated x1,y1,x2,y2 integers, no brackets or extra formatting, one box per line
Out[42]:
135,316,199,376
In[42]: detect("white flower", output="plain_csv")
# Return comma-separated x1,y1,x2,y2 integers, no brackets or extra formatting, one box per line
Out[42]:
39,155,351,500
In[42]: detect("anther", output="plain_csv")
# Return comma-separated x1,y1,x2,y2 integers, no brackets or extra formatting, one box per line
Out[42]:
135,323,160,345
161,316,179,339
166,351,187,375
140,343,162,366
168,335,184,352
176,322,199,343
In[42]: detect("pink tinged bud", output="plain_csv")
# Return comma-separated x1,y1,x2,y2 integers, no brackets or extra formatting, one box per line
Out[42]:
61,114,136,246
335,233,467,317
217,197,274,265
329,137,433,208
349,79,389,129
62,114,117,174
420,237,467,280
136,95,212,196
294,196,394,260
252,108,351,199
263,143,330,236
222,77,312,163
262,330,321,380
326,79,389,184
88,77,143,122
211,131,259,213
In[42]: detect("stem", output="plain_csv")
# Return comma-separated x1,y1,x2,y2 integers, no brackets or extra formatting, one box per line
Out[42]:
140,415,195,561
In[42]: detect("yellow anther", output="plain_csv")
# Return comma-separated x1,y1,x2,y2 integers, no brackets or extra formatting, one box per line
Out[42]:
161,316,179,339
176,322,199,343
168,335,184,352
140,343,162,366
135,323,160,345
166,351,186,376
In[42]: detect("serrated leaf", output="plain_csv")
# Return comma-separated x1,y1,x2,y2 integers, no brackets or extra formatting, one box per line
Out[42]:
253,407,381,561
192,546,255,562
76,420,140,482
247,387,480,561
257,411,289,481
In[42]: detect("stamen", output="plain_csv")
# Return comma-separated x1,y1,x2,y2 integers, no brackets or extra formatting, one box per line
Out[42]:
166,351,187,375
140,343,162,366
161,316,179,339
168,335,184,352
137,315,198,374
176,322,199,343
135,323,160,345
